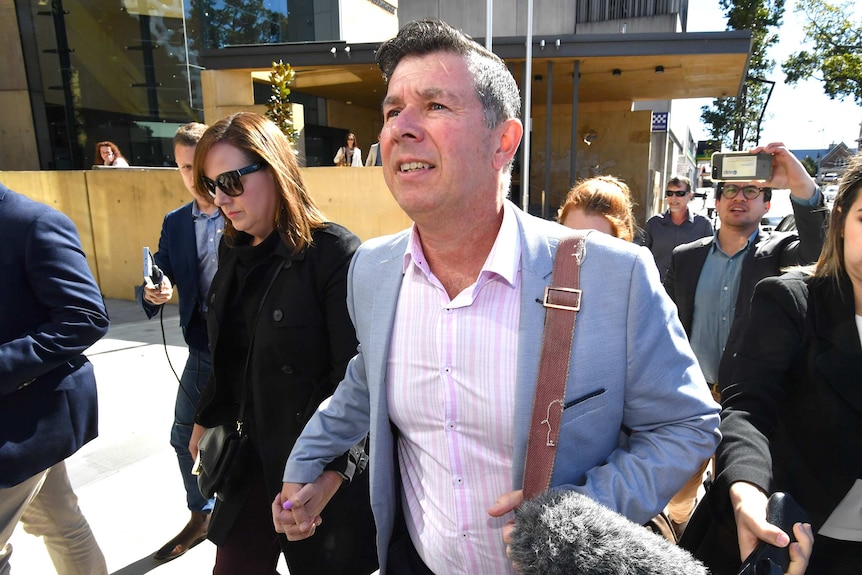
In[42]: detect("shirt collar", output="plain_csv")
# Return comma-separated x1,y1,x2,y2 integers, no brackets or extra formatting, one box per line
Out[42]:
191,201,222,220
402,201,521,288
709,228,759,256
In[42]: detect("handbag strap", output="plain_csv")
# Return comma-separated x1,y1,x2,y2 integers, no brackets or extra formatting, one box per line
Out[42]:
234,258,286,433
522,232,587,499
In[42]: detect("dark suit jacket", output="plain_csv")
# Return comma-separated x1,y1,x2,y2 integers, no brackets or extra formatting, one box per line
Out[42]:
137,202,212,352
195,224,377,571
690,271,862,574
0,184,109,487
664,197,826,388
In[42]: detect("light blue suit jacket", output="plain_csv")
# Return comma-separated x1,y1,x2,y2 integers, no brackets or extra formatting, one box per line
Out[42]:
286,202,720,573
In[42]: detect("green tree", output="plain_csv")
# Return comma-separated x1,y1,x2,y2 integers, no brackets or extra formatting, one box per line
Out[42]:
701,0,785,150
266,60,300,147
782,0,862,104
800,155,818,177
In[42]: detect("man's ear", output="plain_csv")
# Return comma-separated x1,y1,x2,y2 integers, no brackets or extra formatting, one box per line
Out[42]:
493,118,524,170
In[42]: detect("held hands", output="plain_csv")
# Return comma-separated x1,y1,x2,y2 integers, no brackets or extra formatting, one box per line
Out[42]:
271,472,344,540
729,482,814,575
749,142,817,201
143,275,173,305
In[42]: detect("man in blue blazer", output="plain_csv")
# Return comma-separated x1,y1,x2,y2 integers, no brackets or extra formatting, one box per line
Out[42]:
138,122,224,561
274,20,720,574
0,183,109,574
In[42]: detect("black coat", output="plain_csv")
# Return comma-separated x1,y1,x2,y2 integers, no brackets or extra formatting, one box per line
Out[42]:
196,223,376,572
664,197,826,388
686,271,862,573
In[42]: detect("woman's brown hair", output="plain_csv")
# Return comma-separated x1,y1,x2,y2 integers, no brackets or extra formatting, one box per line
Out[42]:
193,112,327,254
557,175,636,242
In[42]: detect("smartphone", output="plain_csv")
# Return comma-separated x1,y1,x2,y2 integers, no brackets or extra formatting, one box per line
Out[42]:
711,151,772,182
143,246,163,286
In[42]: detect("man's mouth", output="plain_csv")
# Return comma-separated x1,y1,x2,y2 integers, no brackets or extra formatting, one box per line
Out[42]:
400,162,433,172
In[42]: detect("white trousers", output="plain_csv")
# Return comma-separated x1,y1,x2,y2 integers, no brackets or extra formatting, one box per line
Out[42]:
0,461,107,575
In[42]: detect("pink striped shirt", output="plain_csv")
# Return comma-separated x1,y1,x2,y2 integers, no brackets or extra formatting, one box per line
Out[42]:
387,203,521,575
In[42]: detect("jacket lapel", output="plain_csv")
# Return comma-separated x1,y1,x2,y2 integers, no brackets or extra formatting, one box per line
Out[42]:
812,278,862,417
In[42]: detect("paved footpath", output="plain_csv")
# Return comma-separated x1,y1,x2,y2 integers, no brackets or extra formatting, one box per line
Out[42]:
8,299,291,574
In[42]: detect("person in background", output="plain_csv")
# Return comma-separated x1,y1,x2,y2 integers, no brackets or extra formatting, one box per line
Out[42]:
333,132,363,167
365,134,382,167
663,143,827,540
557,175,635,241
0,182,110,575
94,141,130,167
189,112,377,575
138,122,222,561
700,156,862,573
640,175,713,281
274,19,719,575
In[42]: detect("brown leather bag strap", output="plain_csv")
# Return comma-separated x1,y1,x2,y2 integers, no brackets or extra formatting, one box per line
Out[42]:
522,232,586,499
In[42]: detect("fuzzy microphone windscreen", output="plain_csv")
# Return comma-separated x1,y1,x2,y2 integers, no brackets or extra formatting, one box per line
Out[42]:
509,490,708,575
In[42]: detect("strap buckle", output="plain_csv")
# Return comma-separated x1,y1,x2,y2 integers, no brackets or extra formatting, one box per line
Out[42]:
543,286,582,311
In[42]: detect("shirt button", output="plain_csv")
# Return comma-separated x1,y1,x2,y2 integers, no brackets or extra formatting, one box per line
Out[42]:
447,421,455,430
460,532,468,539
453,476,463,486
722,286,728,291
444,366,451,374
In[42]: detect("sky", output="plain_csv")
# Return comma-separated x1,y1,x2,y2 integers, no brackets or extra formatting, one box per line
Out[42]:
677,0,861,151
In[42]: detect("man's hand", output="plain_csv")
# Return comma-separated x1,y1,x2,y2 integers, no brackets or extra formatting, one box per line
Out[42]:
488,490,524,571
272,472,344,540
729,481,814,574
750,142,817,201
143,276,173,305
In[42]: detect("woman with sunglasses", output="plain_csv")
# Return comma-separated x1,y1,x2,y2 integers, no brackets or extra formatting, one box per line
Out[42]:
333,132,363,167
711,154,862,573
189,112,377,575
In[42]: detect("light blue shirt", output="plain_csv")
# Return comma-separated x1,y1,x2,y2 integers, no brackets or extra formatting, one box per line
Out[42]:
191,202,224,312
689,230,757,383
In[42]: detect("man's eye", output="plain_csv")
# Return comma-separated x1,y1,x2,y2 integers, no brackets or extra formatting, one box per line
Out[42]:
385,109,401,119
430,103,446,110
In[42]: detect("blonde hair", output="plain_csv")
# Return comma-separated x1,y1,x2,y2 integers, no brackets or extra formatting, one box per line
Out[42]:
557,176,636,242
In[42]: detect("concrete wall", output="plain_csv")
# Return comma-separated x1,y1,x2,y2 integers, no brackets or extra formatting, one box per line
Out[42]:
341,0,399,43
398,0,576,37
0,167,411,301
0,0,40,171
529,101,652,226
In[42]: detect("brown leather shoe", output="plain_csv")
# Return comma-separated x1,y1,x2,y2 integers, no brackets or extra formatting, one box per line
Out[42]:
154,511,210,561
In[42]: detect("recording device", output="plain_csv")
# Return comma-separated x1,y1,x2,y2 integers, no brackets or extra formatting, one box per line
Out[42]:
711,151,773,181
737,492,810,575
143,246,164,286
510,490,708,575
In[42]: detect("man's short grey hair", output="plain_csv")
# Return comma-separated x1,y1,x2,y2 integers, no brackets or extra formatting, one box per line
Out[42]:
376,19,521,130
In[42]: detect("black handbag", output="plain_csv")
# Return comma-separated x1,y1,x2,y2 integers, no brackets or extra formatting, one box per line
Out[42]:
196,421,249,500
194,260,284,501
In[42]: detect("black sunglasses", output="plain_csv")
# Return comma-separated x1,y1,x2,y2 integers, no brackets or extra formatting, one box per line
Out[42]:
721,184,764,200
665,189,689,197
201,162,265,198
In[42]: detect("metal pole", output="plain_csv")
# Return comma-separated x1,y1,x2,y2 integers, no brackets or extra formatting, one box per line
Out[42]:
520,0,533,213
486,0,493,50
543,61,553,219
